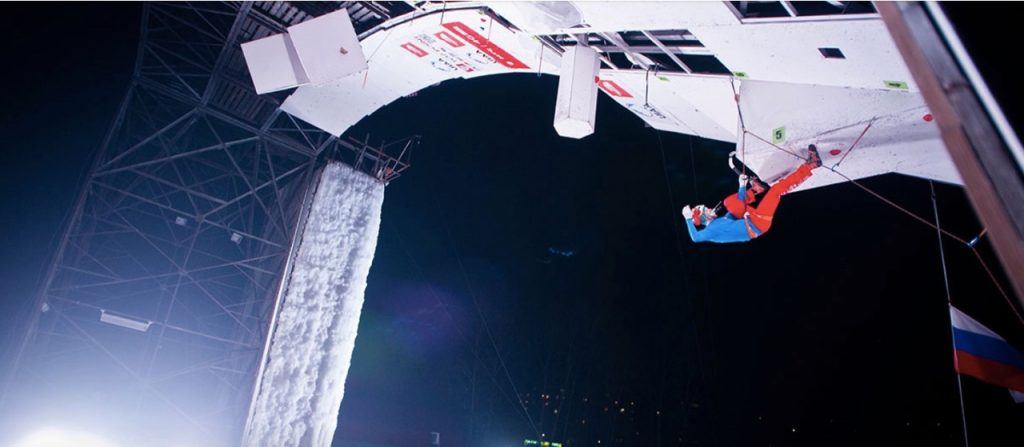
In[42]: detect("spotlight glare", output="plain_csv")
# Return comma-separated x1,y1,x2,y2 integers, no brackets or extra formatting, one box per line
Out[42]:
13,428,118,447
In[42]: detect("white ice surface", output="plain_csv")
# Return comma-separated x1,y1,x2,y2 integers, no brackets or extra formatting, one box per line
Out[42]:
244,163,384,447
737,80,960,191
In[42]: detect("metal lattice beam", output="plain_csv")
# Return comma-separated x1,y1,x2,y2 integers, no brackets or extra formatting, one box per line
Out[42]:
1,2,415,445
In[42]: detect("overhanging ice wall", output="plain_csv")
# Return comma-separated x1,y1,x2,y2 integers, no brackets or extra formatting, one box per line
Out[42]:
244,163,384,447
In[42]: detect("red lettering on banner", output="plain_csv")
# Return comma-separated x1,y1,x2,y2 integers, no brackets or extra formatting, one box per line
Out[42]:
401,42,428,58
441,22,529,69
435,31,464,47
596,78,633,98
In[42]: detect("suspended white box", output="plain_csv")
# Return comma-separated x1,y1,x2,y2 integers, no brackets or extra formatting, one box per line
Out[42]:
553,45,600,139
241,33,310,94
287,9,368,85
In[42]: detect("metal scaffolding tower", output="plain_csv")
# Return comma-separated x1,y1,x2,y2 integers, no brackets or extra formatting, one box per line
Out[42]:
0,2,413,445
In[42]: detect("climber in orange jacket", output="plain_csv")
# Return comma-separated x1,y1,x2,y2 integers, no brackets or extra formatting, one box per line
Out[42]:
683,145,822,243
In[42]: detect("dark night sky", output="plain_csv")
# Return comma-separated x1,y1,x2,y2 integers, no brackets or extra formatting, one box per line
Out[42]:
1,3,1022,447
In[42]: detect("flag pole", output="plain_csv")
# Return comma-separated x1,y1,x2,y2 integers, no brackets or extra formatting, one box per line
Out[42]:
931,181,970,447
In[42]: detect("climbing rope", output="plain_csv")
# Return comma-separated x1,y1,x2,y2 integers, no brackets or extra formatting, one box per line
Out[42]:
726,80,1018,322
832,119,874,169
729,77,749,178
970,246,1022,325
745,128,966,240
729,77,752,219
654,130,721,446
742,128,1024,325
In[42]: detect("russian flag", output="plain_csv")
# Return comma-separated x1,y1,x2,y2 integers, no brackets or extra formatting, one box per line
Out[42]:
950,306,1024,393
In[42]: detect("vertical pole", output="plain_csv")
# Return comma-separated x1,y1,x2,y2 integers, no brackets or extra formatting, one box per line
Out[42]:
930,181,970,447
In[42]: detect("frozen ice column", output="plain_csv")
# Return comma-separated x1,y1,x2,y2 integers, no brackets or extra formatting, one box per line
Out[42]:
244,163,384,447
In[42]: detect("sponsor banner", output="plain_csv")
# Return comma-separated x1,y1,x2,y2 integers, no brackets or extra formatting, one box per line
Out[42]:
400,20,532,75
596,78,633,98
441,22,529,70
400,42,428,58
434,31,464,48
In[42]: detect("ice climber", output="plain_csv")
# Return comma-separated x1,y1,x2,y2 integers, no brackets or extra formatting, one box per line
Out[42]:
682,145,822,243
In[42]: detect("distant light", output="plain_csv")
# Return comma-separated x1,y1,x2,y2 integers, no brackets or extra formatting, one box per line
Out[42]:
230,232,243,244
524,439,561,447
99,310,151,332
13,428,118,447
174,216,188,226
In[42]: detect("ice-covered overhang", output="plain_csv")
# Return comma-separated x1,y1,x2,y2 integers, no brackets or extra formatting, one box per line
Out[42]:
275,6,562,136
243,1,960,189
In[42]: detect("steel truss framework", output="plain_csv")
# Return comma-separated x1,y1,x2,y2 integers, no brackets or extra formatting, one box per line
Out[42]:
1,2,412,445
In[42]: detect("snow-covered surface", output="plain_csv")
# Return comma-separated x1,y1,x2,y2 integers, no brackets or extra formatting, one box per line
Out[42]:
737,80,960,190
281,8,561,136
244,163,384,447
262,3,964,190
691,19,917,92
595,71,738,142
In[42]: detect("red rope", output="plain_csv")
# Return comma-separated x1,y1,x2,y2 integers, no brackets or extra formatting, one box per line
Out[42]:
742,129,1022,325
745,130,968,243
833,120,874,168
971,247,1024,325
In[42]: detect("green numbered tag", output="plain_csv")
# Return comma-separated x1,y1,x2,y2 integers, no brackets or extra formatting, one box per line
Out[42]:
772,126,786,144
884,80,909,90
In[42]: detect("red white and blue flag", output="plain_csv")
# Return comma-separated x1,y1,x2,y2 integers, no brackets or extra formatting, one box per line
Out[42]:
950,305,1024,400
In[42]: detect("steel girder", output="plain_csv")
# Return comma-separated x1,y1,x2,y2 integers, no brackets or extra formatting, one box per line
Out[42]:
1,2,411,445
